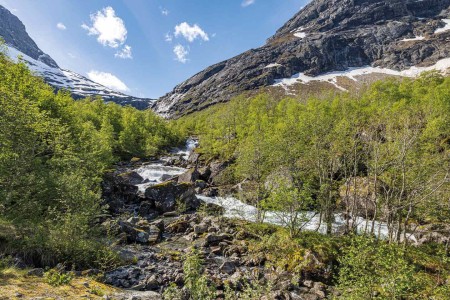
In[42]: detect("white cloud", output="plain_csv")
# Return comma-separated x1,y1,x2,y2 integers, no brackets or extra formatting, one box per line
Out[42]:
161,8,169,16
173,44,189,63
68,53,76,59
82,6,127,48
87,70,129,92
115,45,132,59
56,22,66,30
242,0,255,7
174,22,209,43
165,33,173,42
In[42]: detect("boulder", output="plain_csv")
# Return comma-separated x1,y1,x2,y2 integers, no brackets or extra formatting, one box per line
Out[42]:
119,171,144,185
27,268,44,277
187,151,201,165
119,221,149,244
198,166,211,181
219,261,236,275
201,202,225,216
204,233,232,246
151,219,165,232
148,225,162,244
339,176,389,219
138,201,158,219
202,187,219,197
209,161,230,184
193,224,208,234
145,274,160,290
166,219,190,234
102,171,141,214
178,168,200,183
144,182,199,213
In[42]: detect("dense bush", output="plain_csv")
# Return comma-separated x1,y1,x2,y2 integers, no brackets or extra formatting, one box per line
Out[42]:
0,48,181,268
175,73,450,240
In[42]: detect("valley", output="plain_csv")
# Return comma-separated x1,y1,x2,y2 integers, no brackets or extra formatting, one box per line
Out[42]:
0,1,450,299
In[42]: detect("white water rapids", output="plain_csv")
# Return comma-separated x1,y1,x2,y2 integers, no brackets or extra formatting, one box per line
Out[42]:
134,139,416,242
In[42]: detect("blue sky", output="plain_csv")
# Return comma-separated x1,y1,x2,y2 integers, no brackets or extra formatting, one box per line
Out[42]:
0,0,307,98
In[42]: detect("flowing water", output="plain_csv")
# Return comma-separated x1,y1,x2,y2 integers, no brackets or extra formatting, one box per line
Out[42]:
134,139,416,242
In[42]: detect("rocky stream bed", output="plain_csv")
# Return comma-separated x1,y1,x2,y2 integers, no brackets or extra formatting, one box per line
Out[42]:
97,139,446,300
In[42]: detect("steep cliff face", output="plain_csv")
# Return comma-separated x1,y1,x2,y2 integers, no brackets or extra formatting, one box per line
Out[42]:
0,5,58,68
0,5,155,109
154,0,450,118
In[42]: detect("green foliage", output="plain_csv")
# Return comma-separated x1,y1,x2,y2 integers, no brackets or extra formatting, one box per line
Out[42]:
163,249,216,300
175,75,450,237
163,283,183,300
0,45,181,268
336,236,414,299
262,178,313,237
44,269,74,287
175,79,450,297
183,249,216,300
0,256,14,272
224,280,272,300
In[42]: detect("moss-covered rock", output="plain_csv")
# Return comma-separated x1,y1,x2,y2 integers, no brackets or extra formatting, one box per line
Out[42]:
144,181,199,213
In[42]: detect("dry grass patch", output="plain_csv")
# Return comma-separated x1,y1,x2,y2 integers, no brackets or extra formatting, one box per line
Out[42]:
0,268,120,300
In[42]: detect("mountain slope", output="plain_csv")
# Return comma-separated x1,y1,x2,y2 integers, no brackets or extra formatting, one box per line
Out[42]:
155,0,450,118
0,5,154,109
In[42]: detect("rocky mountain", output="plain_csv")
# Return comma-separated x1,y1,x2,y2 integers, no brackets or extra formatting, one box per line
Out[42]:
0,5,154,109
155,0,450,118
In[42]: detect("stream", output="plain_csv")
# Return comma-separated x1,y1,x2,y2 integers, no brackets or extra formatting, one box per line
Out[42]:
134,139,416,242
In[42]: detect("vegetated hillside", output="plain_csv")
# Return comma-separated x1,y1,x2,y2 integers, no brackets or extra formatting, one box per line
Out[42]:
0,48,181,269
155,0,450,118
174,71,450,241
165,72,450,298
0,5,155,109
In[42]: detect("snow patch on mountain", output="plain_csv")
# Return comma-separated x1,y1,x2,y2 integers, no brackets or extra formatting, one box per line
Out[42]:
401,36,425,41
273,57,450,92
434,19,450,34
265,63,282,69
5,45,155,108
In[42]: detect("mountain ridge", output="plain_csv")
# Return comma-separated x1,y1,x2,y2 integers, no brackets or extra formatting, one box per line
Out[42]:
0,5,155,109
154,0,450,118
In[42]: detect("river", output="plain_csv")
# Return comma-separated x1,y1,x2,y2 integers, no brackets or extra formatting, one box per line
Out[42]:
134,139,416,242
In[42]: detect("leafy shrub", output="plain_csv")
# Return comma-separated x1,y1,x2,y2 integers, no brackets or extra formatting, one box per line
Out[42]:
336,235,416,299
163,249,216,300
45,269,74,287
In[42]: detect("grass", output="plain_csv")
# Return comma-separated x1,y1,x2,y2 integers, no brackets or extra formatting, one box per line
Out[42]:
0,267,120,300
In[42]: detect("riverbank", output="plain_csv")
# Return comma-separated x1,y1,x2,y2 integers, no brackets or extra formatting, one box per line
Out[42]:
96,139,449,299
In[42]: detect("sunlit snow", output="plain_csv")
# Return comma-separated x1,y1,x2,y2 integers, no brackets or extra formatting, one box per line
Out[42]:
434,19,450,34
401,36,425,42
264,63,282,68
6,45,139,100
273,57,450,92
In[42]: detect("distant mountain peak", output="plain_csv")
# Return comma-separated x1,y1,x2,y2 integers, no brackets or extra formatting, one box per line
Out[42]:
154,0,450,118
0,5,58,68
0,5,154,109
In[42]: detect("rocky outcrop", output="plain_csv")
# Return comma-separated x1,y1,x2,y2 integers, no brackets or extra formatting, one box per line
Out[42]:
102,171,142,214
144,182,199,213
339,176,389,219
0,5,58,68
154,0,450,118
105,212,333,299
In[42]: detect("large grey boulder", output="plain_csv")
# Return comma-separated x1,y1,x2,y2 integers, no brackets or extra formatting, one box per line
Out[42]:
144,182,199,213
177,168,200,183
